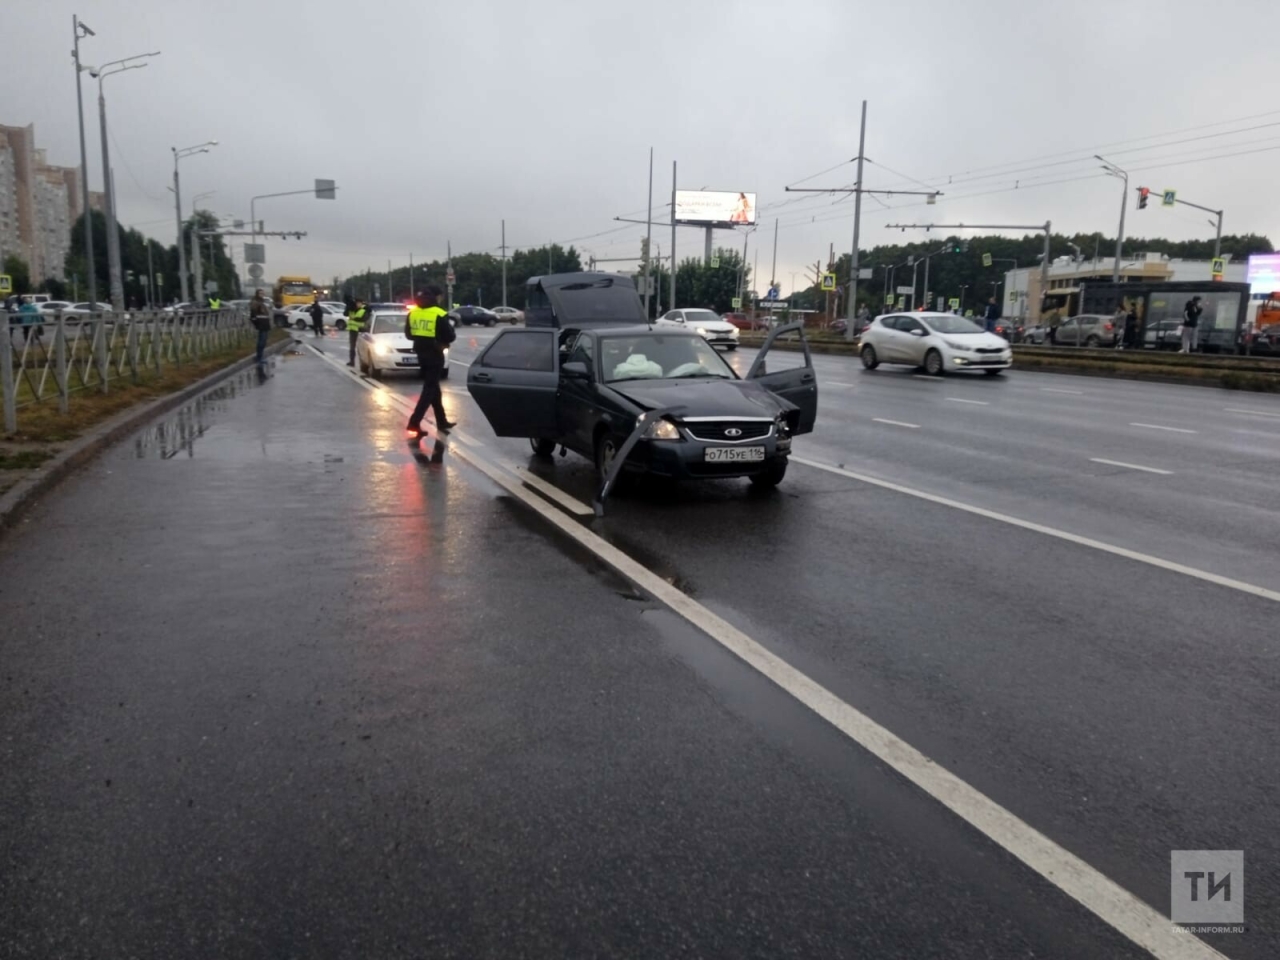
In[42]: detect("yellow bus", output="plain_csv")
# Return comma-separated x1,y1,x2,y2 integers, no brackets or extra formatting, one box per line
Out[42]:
273,275,314,309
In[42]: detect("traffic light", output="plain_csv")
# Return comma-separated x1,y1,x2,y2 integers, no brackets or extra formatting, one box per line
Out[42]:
1137,187,1150,210
951,240,962,253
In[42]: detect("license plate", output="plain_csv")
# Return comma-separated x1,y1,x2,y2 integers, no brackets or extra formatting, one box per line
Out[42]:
704,446,765,463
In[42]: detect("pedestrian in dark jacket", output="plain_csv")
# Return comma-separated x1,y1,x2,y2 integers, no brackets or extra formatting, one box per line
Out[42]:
405,285,457,437
308,296,325,338
249,290,271,366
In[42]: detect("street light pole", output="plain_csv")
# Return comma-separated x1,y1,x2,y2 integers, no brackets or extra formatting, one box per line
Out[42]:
173,141,216,303
846,99,867,340
92,53,158,310
190,190,214,303
71,16,97,307
1097,155,1128,284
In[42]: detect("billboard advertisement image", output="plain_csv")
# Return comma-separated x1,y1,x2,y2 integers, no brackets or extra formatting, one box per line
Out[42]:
1246,253,1280,293
674,190,756,226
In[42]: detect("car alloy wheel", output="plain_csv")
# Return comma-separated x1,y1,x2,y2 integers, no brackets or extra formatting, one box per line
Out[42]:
861,345,879,369
595,433,621,486
1085,334,1100,347
924,349,944,376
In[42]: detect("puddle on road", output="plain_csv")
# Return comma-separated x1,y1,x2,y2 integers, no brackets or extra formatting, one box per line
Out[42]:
132,364,273,460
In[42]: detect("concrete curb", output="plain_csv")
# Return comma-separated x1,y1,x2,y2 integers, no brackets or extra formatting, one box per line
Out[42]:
0,338,293,540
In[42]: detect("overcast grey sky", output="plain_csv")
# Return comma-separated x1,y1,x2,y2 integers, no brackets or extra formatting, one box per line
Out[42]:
4,0,1279,295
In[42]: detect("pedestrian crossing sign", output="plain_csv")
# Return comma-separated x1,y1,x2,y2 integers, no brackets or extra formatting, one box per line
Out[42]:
948,298,960,310
821,273,836,292
1211,257,1225,280
895,296,905,309
0,274,10,294
982,253,993,267
731,297,741,309
710,257,720,269
885,293,894,305
1162,189,1176,207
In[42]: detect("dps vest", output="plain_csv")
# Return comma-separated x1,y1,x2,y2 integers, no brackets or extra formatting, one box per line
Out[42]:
408,305,446,338
349,307,366,332
209,298,221,310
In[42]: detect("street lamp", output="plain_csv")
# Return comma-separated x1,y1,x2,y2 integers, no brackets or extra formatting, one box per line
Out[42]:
173,140,217,302
71,16,98,306
1097,155,1129,284
89,52,161,310
189,190,215,298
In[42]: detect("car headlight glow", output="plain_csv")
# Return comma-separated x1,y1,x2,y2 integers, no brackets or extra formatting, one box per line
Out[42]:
695,326,709,337
375,343,393,357
643,418,682,441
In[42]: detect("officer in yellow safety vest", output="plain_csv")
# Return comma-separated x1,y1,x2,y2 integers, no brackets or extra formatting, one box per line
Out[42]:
404,285,457,437
207,295,221,310
346,298,367,367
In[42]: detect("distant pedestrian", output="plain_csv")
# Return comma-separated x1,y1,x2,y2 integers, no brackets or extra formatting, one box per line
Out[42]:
18,299,41,343
249,290,271,366
1112,305,1127,349
346,298,367,367
405,285,457,438
308,295,325,338
1123,304,1139,349
983,297,1000,333
1180,295,1202,353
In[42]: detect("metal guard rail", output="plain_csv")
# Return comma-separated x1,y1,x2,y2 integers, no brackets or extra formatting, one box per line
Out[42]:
2,308,252,433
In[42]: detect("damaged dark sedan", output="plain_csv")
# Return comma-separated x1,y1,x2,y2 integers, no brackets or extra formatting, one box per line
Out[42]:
466,273,818,492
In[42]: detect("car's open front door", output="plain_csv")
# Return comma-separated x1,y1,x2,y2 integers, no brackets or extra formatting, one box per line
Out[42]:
746,322,818,435
465,329,560,438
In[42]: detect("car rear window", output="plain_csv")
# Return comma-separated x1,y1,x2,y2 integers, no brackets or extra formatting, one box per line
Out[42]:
481,331,554,371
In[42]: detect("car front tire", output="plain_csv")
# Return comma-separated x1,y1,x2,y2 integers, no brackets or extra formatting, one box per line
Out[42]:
923,349,944,376
294,319,306,330
861,345,879,369
595,432,624,488
750,458,788,488
530,438,556,458
1085,334,1101,347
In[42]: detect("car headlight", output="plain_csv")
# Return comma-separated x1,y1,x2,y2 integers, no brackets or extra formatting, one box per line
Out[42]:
774,416,791,438
695,326,709,337
643,418,682,441
374,343,393,357
943,339,972,351
729,327,740,338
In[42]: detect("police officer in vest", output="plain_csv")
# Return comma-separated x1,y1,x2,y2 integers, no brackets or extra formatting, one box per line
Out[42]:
346,298,367,366
405,285,457,437
207,293,221,310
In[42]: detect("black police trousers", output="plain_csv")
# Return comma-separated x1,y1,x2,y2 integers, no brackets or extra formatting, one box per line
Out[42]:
408,358,446,428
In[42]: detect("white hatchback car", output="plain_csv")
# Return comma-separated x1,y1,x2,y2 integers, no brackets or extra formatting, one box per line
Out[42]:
356,309,450,379
860,312,1012,376
656,308,741,350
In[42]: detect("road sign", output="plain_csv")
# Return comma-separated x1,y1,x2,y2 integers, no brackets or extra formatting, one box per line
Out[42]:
445,268,456,285
895,296,905,309
373,283,381,299
1008,290,1018,302
948,298,960,310
754,299,790,310
710,256,720,269
1211,257,1225,280
731,297,742,309
1162,189,1176,207
314,179,336,200
247,264,264,280
204,280,218,295
982,253,993,267
896,285,914,295
857,268,873,280
244,243,265,264
0,274,10,294
884,293,894,305
821,273,836,292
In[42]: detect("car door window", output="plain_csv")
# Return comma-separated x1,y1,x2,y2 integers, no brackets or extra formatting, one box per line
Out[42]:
479,330,555,371
898,317,922,334
569,334,593,369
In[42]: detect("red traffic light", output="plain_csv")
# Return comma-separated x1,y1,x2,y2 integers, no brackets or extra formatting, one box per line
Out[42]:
1137,187,1150,210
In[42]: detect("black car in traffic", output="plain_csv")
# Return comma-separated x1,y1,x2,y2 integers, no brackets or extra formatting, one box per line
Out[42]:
466,273,818,495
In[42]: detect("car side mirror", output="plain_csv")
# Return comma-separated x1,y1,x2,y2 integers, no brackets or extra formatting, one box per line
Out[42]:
911,328,927,337
562,360,591,380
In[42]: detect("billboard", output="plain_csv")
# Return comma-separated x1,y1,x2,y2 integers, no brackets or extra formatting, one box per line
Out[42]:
674,190,756,226
1246,254,1280,293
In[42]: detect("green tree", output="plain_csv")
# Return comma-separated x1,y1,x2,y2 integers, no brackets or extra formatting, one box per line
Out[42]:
3,254,31,294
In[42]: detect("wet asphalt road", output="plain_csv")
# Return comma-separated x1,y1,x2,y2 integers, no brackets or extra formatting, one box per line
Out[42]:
0,327,1276,958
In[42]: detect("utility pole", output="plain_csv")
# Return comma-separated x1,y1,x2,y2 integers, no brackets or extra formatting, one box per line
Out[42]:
1145,191,1226,262
644,147,654,317
72,16,97,307
146,239,155,307
670,161,677,310
786,102,942,338
1097,155,1128,283
770,218,779,291
501,220,508,307
446,240,453,308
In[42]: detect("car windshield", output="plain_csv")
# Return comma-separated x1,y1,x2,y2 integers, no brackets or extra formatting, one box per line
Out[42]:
682,310,721,324
924,315,985,334
601,334,736,382
370,314,406,334
280,283,312,296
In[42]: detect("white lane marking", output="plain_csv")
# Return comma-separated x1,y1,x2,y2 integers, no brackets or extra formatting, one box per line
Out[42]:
1129,422,1198,434
1224,406,1280,420
946,397,990,406
514,466,594,517
912,374,944,382
872,418,921,429
826,380,855,387
1042,387,1084,395
310,344,1228,960
1089,458,1173,476
793,455,1280,605
450,359,471,368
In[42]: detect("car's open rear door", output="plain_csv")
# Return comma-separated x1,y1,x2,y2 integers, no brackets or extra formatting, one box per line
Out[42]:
746,322,818,435
466,329,560,438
